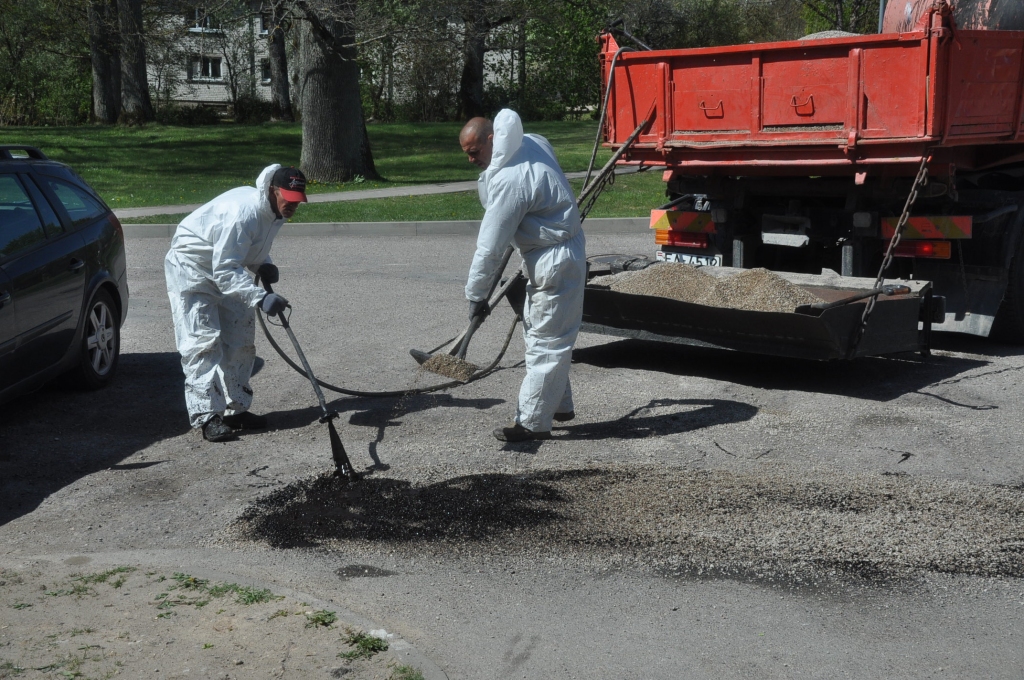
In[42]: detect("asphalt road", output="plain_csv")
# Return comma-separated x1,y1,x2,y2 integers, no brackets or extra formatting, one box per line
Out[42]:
3,230,1024,679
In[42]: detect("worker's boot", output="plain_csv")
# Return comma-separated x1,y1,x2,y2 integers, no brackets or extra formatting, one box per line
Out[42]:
553,411,575,422
202,415,236,442
493,422,552,442
222,411,268,430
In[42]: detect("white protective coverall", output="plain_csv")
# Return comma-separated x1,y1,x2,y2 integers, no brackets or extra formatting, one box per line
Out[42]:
467,109,587,432
164,164,284,427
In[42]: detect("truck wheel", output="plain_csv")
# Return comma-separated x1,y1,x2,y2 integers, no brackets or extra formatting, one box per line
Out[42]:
992,239,1024,343
76,288,120,389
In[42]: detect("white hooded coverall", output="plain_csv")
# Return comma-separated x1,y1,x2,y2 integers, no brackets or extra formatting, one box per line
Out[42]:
467,109,587,432
164,164,284,428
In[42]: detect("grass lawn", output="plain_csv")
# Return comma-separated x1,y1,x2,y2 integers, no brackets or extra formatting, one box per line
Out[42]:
120,169,668,224
1,121,618,210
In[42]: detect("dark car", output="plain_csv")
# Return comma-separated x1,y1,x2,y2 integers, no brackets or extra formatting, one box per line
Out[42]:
0,145,128,404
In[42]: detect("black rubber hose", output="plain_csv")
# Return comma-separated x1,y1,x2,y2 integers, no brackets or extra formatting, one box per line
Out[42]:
257,306,520,398
584,45,634,189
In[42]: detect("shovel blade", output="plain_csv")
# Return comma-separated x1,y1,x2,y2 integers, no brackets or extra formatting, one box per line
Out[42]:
326,419,360,482
410,348,432,365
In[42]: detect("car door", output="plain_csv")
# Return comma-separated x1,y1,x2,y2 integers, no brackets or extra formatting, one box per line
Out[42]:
0,267,16,391
0,173,87,384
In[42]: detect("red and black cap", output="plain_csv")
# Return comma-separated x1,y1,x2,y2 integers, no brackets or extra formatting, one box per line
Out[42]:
271,166,307,203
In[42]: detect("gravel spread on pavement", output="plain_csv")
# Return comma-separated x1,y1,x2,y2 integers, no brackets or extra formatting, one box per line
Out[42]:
608,264,823,313
233,465,1024,584
420,354,479,382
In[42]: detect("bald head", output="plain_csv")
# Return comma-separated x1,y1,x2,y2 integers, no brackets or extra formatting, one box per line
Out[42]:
460,117,493,169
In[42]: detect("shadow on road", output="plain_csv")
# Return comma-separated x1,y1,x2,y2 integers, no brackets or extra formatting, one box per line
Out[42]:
262,392,506,472
0,352,190,528
573,339,994,402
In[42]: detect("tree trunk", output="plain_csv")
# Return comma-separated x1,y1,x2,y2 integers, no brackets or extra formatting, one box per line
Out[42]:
458,15,487,119
117,0,153,124
88,0,120,123
268,1,293,122
299,13,379,182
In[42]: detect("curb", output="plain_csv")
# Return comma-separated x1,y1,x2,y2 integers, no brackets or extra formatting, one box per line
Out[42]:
123,217,650,239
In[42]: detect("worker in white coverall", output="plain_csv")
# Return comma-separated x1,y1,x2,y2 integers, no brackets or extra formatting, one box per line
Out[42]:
164,164,306,442
460,109,587,442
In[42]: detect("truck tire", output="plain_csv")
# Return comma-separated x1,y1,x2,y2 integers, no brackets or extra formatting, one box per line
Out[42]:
992,237,1024,343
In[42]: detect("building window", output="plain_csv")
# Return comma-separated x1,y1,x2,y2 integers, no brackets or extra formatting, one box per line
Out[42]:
261,59,272,84
188,7,221,32
259,13,271,35
190,56,223,80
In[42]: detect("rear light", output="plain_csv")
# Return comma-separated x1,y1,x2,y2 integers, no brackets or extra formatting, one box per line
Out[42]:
655,231,710,248
892,240,951,259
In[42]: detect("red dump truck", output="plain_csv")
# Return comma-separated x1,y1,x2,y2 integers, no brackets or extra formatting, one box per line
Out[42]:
582,0,1024,359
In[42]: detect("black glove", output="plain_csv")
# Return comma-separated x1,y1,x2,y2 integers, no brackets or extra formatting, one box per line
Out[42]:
261,292,289,316
468,299,489,321
257,262,279,285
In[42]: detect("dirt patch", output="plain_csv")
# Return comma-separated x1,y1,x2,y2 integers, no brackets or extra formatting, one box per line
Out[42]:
608,264,823,313
0,563,418,679
232,465,1024,584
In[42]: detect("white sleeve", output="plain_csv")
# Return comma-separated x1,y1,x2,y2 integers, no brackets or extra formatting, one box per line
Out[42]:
465,177,529,301
210,208,266,308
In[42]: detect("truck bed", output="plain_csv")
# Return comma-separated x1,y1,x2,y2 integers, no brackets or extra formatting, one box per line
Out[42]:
601,7,1024,175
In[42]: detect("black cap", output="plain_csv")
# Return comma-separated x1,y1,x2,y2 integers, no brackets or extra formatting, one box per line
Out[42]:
271,166,307,202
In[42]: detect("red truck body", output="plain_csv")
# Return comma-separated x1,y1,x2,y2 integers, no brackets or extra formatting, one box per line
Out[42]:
600,9,1024,176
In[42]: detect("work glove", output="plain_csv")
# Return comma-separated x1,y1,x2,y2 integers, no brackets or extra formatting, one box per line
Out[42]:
257,262,279,285
261,292,289,316
468,299,490,321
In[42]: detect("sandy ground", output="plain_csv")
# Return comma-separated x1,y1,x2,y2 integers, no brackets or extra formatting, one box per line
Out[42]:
2,231,1024,678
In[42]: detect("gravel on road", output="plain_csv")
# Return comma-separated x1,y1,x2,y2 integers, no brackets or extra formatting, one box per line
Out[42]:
232,464,1024,585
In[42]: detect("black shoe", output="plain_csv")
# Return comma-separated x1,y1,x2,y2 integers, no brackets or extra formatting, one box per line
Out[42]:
553,411,575,422
493,423,552,442
222,411,268,430
202,415,236,442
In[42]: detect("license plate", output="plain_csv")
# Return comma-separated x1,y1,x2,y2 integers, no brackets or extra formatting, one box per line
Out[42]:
657,251,723,267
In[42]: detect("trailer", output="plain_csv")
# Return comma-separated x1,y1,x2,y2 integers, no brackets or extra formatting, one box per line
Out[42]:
586,0,1024,356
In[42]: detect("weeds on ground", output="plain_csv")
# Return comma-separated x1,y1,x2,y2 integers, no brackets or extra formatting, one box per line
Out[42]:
305,610,337,628
155,574,279,610
0,659,25,677
45,583,93,598
337,629,388,660
10,603,31,610
74,567,135,587
389,665,425,680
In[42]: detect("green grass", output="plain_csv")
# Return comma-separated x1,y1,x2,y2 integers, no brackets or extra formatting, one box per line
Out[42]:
389,665,425,680
120,168,667,224
1,121,612,209
304,609,337,628
337,629,389,660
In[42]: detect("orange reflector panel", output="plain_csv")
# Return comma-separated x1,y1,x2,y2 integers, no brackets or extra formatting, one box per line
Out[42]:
650,210,716,233
882,216,972,239
655,231,710,248
892,240,951,259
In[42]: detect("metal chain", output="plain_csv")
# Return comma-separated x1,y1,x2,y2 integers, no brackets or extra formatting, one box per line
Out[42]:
846,156,931,358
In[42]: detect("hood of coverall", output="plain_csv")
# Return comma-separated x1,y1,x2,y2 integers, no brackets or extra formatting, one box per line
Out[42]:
256,163,280,217
478,109,524,205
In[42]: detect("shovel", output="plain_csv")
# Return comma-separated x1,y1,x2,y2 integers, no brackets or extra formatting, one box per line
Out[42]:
794,284,912,317
411,246,523,378
261,279,359,482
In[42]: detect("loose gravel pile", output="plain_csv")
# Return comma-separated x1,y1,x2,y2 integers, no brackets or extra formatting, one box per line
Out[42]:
420,353,479,382
234,466,1024,584
609,264,823,313
802,30,861,39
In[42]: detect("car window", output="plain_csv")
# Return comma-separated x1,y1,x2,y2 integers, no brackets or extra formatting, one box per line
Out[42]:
43,178,107,227
0,175,46,258
23,175,63,238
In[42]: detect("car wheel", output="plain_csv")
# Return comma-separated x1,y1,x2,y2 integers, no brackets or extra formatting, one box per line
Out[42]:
77,288,120,389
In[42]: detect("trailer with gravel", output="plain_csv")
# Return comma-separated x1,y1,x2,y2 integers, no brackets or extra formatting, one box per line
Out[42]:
584,0,1024,357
